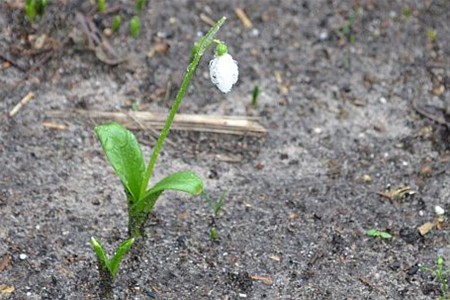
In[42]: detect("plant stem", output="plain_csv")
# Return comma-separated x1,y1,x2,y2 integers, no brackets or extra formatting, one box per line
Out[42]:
139,16,226,199
98,263,114,299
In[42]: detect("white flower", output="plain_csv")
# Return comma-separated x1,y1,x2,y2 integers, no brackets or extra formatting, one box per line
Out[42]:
209,53,238,93
435,205,445,216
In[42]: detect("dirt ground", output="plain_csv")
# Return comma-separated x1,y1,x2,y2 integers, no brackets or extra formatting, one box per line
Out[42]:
1,0,450,299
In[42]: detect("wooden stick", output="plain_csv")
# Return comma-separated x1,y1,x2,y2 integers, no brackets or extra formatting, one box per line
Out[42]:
42,121,68,130
9,92,35,117
200,14,216,27
47,110,267,137
235,7,253,29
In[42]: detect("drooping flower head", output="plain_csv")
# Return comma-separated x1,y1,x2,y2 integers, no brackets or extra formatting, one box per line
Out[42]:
209,42,238,93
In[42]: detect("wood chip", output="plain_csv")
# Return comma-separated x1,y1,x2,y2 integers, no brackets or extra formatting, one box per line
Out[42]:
249,274,273,285
42,121,68,130
269,255,281,262
431,84,445,96
1,61,11,69
9,92,35,117
0,284,15,295
235,7,253,29
0,255,11,272
153,42,170,55
287,212,299,220
200,13,215,27
216,154,242,163
418,222,434,236
377,186,415,202
146,42,170,58
34,34,47,50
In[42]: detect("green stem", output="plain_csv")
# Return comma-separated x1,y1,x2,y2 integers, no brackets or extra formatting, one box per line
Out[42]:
139,16,226,198
97,263,114,299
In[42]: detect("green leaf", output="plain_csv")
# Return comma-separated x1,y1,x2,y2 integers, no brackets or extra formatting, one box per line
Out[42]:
366,229,392,239
90,237,109,271
379,232,392,239
366,229,379,237
136,0,147,12
191,17,226,59
98,0,106,13
252,85,259,106
95,122,145,203
214,190,227,216
112,15,122,33
210,227,217,241
35,0,47,15
25,2,37,22
128,171,203,237
147,171,203,195
130,16,140,38
109,238,134,278
132,171,203,216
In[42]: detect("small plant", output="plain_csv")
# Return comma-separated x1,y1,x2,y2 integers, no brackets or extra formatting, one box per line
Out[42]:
203,190,227,241
427,28,437,43
91,17,237,297
339,9,358,71
402,6,411,19
422,256,450,300
130,100,139,112
251,85,259,107
90,237,134,298
112,15,122,33
136,0,147,13
341,10,357,45
130,16,141,38
97,0,106,13
366,229,392,240
25,0,48,22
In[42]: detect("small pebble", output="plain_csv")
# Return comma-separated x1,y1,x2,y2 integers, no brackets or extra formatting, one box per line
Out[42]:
251,28,260,37
435,205,445,216
319,31,328,40
379,97,387,104
238,294,247,298
313,128,323,134
363,174,372,183
19,253,27,260
103,28,112,37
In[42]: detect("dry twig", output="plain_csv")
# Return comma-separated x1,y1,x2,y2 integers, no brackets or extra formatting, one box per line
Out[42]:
235,7,253,29
47,110,267,137
9,92,35,117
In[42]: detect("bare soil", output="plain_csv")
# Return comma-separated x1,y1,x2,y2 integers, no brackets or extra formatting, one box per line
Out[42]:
1,0,450,299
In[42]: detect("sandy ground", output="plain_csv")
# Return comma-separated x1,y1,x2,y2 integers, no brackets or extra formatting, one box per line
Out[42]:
1,0,450,299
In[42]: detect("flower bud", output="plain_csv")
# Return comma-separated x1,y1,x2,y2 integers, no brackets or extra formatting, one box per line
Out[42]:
209,47,238,93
